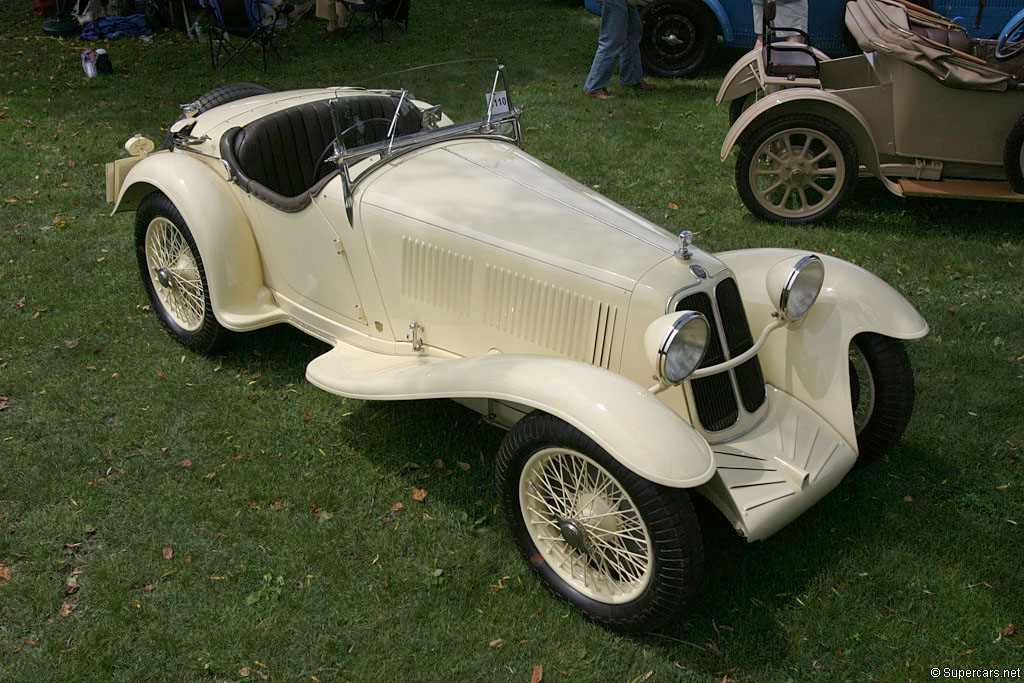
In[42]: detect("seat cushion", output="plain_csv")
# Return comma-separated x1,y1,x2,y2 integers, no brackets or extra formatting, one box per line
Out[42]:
764,44,820,78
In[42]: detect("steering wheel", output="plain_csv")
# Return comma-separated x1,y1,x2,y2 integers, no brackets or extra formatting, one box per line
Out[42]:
995,10,1024,61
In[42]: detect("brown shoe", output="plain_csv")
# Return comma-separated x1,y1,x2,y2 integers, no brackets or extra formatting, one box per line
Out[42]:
583,88,616,100
628,81,656,90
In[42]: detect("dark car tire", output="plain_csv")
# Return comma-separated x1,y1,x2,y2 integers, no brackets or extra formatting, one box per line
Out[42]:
848,333,915,465
640,0,715,78
735,114,858,224
163,83,272,149
728,93,756,125
1003,114,1024,194
135,191,226,353
496,411,702,632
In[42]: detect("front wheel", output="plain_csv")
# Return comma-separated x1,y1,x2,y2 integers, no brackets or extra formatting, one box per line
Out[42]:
735,114,858,224
640,0,715,78
849,333,915,464
496,412,702,631
135,192,226,353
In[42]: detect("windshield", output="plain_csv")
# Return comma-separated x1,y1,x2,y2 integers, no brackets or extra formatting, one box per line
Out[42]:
327,59,521,179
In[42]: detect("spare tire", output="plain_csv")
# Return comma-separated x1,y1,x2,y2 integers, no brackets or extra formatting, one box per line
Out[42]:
1004,114,1024,194
163,82,272,149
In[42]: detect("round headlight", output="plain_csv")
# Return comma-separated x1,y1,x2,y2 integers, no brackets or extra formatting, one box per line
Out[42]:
767,254,824,321
644,312,710,385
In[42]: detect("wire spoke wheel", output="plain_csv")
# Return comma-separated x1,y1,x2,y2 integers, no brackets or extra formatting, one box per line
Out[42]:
848,341,876,435
847,333,916,465
736,115,857,224
496,412,702,631
135,192,225,353
145,217,206,332
520,448,653,604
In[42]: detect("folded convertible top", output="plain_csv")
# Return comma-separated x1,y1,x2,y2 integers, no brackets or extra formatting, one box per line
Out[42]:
844,0,1017,92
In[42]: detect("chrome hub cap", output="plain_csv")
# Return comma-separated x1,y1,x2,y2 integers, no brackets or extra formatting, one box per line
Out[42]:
520,448,653,604
750,127,845,219
145,217,205,332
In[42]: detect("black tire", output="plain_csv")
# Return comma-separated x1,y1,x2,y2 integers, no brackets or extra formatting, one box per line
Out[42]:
728,93,755,125
848,333,915,464
163,83,272,149
735,114,858,224
135,192,226,353
495,411,702,632
640,0,715,78
1003,114,1024,194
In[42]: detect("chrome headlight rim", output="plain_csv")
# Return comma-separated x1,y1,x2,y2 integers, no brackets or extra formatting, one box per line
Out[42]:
657,311,710,385
778,254,824,320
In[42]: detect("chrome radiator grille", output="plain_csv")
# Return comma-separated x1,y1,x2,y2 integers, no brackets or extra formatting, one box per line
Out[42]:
675,277,766,432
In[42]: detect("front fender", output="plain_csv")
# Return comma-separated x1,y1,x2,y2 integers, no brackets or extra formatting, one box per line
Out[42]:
112,151,283,331
306,347,715,488
716,248,928,453
720,89,886,182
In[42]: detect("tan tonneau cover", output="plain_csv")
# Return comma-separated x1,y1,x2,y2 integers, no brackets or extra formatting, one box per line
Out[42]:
844,0,1016,91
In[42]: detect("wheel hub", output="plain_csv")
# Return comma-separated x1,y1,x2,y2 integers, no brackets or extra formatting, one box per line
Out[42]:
156,267,172,289
557,518,589,554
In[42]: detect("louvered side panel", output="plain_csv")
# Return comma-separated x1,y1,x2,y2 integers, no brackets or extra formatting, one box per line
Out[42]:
400,236,472,315
482,265,615,366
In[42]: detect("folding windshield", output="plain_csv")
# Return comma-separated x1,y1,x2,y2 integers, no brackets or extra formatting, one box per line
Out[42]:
325,59,521,181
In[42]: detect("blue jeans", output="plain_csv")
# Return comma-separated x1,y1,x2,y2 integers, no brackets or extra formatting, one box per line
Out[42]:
584,0,644,92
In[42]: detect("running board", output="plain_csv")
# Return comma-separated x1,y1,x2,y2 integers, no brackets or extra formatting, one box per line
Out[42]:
897,179,1024,201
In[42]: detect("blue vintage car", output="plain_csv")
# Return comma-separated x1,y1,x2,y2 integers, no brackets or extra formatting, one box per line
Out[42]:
584,0,1024,77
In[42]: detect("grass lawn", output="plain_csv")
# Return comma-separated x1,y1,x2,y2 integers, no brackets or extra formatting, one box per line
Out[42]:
1,0,1022,680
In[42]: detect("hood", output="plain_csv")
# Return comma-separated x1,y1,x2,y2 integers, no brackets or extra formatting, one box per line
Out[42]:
357,139,679,290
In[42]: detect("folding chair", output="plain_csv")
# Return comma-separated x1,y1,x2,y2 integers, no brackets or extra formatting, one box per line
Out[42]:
202,0,279,71
339,0,409,42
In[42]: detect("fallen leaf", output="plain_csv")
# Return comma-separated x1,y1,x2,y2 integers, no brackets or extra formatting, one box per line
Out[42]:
433,459,445,469
531,665,543,683
489,638,504,648
162,547,173,560
155,370,164,378
390,502,404,512
1005,624,1016,637
239,666,251,677
180,459,192,468
58,602,74,617
667,203,679,210
412,488,427,502
0,397,8,412
302,412,310,422
958,649,976,656
457,461,470,471
0,563,10,582
903,495,913,503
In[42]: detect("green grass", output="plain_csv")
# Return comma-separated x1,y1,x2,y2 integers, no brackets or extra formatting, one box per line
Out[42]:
1,1,1022,680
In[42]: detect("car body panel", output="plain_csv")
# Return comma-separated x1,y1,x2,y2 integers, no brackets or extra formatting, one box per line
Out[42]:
716,248,928,451
306,347,717,488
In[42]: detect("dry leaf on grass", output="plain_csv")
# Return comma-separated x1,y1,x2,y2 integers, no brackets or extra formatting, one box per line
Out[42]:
412,488,427,502
162,547,173,560
0,563,11,582
489,638,504,648
531,665,543,683
58,602,74,617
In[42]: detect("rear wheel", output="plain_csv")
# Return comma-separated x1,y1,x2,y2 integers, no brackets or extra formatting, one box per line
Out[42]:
640,0,715,78
848,333,915,464
1003,114,1024,194
736,114,857,223
496,412,702,631
135,192,225,353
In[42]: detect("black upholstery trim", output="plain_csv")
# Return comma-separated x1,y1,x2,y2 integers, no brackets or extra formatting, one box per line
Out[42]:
219,95,422,212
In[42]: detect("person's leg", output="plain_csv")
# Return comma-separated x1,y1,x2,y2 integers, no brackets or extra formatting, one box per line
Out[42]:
619,3,645,86
775,0,807,41
584,0,629,95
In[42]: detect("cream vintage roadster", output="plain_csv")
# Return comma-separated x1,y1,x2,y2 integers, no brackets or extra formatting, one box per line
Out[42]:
106,61,928,630
717,0,1024,223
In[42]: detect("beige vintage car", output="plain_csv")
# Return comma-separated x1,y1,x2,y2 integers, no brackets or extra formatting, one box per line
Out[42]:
717,0,1024,223
106,61,928,630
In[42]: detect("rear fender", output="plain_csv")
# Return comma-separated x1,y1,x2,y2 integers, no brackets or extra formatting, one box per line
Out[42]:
700,0,732,42
716,248,928,452
306,347,716,488
721,89,886,182
716,49,759,106
112,151,281,331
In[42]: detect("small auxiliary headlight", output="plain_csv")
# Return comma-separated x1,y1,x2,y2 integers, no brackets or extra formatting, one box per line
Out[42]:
644,312,710,385
766,254,824,321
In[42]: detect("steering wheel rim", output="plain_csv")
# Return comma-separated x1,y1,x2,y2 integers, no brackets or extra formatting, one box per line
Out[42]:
995,12,1024,61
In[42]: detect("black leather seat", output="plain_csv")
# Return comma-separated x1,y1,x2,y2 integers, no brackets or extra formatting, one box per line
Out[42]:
764,44,820,78
220,94,422,212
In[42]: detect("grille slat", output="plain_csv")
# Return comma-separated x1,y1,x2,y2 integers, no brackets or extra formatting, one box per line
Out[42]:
676,276,766,432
